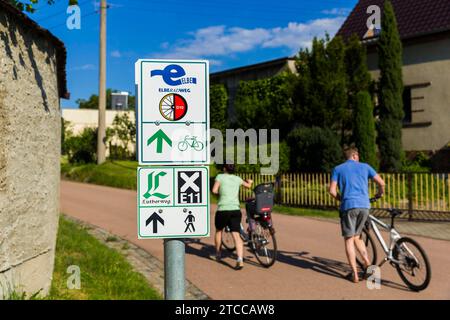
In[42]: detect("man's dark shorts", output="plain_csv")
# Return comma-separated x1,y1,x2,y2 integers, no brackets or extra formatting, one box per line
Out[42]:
215,210,242,232
340,208,369,238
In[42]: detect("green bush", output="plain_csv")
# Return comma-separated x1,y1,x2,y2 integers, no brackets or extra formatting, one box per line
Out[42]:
402,152,431,172
210,84,228,132
107,113,136,161
64,127,98,164
218,142,290,174
288,126,343,172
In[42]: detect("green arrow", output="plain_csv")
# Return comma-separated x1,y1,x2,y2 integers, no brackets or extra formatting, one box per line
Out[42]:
147,129,172,153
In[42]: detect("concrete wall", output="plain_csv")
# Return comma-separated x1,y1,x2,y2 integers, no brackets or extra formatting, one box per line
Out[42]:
62,109,135,135
367,35,450,152
62,109,136,155
0,10,61,297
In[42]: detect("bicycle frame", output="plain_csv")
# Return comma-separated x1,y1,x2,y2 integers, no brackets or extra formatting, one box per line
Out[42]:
367,214,419,266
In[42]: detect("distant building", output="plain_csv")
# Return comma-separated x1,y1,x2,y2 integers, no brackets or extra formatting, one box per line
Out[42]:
210,57,296,123
111,91,129,110
337,0,450,170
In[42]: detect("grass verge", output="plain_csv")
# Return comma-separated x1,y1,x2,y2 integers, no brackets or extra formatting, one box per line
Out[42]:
48,216,162,300
61,160,138,190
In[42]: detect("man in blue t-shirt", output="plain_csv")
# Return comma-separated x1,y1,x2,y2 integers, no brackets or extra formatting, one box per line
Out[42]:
329,147,385,283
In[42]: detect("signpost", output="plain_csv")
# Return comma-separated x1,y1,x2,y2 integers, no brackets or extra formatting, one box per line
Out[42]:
137,166,210,239
135,59,210,300
135,59,210,165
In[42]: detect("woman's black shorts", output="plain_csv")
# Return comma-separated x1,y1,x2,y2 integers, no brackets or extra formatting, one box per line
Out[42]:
215,210,242,232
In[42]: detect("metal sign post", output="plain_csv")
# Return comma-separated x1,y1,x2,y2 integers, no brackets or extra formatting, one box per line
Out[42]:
135,59,210,300
164,239,185,300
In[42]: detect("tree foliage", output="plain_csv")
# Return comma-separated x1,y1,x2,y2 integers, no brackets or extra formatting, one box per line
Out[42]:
287,126,343,172
64,127,97,164
234,72,297,138
352,91,378,169
107,113,136,160
294,35,347,132
9,0,77,13
377,0,404,172
210,84,228,133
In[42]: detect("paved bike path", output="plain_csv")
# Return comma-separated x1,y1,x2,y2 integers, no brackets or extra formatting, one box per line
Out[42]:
61,180,450,299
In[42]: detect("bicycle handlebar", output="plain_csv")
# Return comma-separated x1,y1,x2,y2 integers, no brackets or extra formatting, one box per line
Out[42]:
369,195,383,203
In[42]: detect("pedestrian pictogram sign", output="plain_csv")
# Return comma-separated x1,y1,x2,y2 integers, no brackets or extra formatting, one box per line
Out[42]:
137,166,210,239
135,59,210,165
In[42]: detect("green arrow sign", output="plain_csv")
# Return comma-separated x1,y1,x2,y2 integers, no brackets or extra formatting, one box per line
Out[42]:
147,129,172,153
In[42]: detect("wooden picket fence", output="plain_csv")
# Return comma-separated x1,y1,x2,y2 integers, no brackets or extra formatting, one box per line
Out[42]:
238,172,450,220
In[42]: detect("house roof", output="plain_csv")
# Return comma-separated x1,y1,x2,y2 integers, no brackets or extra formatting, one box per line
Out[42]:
336,0,450,42
0,0,69,98
211,56,295,78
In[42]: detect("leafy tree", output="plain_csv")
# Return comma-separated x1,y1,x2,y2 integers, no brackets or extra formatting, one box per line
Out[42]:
353,91,378,169
377,0,405,172
294,35,347,133
9,0,77,13
221,142,290,174
345,34,372,95
345,34,378,168
210,84,228,133
234,72,297,138
287,126,343,172
107,113,136,160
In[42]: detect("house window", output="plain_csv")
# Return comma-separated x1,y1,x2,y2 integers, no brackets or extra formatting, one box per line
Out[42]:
403,87,412,124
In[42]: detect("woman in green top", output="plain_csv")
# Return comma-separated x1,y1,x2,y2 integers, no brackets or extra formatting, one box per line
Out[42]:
212,164,253,270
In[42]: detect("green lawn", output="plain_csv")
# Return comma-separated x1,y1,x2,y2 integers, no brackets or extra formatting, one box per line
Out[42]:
48,216,162,300
61,160,138,190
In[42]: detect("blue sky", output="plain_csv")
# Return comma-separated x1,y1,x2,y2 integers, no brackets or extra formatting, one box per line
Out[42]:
28,0,358,108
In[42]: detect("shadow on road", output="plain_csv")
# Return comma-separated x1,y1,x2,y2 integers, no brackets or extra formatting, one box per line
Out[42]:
184,239,265,270
183,240,411,291
277,250,410,291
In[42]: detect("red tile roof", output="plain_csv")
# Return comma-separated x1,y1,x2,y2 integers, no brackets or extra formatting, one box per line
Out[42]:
336,0,450,41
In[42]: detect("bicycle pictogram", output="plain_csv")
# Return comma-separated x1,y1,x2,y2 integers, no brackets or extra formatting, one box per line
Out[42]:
177,135,204,151
159,93,188,121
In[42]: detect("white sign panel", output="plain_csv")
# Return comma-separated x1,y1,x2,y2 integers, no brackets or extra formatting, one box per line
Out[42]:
135,59,210,165
137,166,210,239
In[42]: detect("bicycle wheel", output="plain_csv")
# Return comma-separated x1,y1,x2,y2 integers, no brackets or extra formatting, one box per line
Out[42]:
221,226,236,251
393,237,431,291
193,140,204,151
178,141,188,151
251,223,277,268
356,229,378,269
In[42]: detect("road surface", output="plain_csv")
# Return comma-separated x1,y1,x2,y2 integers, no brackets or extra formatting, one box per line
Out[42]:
61,180,450,299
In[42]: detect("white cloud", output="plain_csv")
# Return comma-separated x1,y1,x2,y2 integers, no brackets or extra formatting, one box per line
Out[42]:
153,16,346,64
72,64,96,71
111,50,122,58
322,8,351,16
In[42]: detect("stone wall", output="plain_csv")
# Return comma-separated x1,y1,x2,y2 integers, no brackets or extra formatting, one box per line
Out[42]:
0,8,60,297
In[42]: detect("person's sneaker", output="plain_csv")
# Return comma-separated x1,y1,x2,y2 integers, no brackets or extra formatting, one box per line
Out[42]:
235,260,244,270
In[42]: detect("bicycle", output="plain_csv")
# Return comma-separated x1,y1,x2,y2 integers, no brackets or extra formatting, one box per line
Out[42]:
178,135,204,151
356,197,432,291
221,183,277,268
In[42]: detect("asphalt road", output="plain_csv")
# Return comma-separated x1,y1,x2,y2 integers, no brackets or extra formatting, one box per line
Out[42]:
61,180,450,299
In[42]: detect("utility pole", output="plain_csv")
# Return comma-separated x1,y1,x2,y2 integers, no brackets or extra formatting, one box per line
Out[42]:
97,0,107,164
